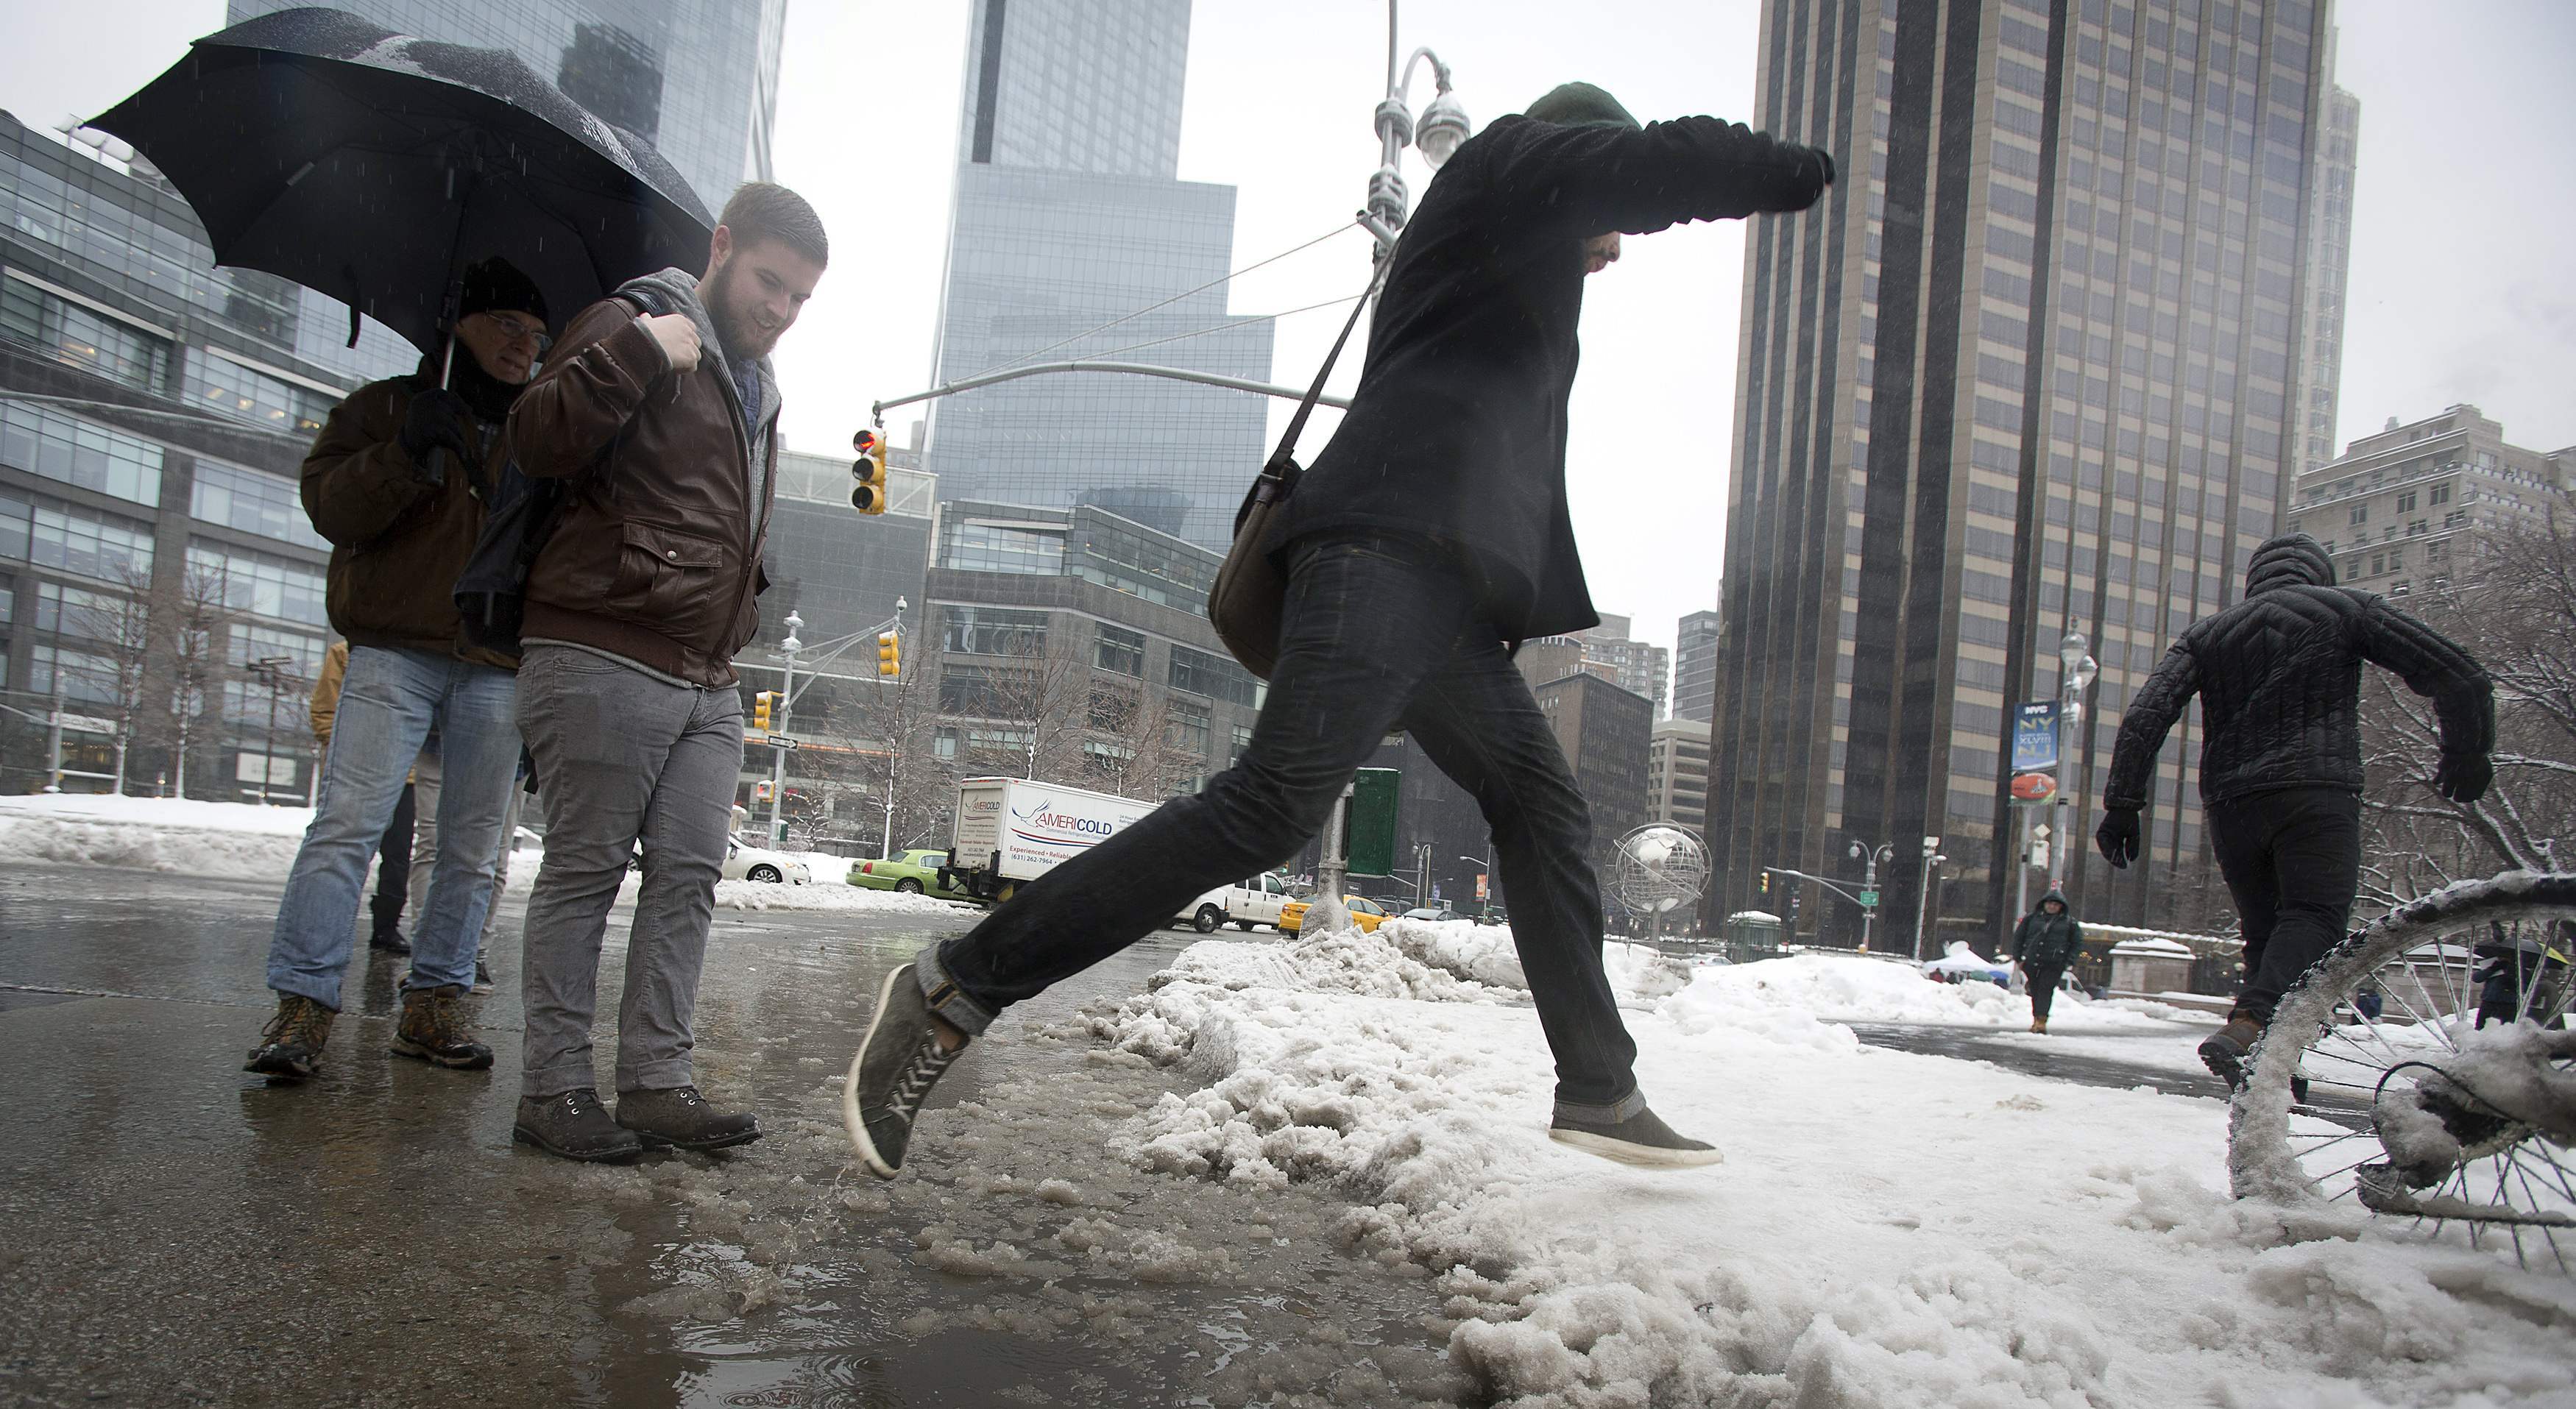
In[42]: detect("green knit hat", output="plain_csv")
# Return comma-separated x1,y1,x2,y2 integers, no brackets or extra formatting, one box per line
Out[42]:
1524,82,1641,130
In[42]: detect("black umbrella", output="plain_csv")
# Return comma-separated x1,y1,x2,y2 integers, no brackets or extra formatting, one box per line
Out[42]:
91,6,713,372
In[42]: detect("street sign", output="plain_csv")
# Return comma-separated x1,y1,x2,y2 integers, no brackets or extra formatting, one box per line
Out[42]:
1476,873,1489,900
754,734,801,750
1857,888,1880,908
1345,767,1400,876
51,712,117,734
2011,702,2060,773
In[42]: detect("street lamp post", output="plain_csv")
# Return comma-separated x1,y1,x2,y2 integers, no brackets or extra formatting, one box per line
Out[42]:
1847,838,1894,952
1459,852,1493,920
880,597,906,858
2050,631,2099,891
244,656,298,804
1362,4,1469,254
1413,841,1434,909
1911,836,1949,961
768,611,802,847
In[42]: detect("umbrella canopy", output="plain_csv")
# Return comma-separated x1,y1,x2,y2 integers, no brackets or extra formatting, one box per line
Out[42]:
91,6,714,357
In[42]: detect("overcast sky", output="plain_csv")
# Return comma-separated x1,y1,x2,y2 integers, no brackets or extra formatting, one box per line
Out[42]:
5,1,2569,658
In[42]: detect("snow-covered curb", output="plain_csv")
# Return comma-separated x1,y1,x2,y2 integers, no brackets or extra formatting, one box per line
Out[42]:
1048,920,2576,1407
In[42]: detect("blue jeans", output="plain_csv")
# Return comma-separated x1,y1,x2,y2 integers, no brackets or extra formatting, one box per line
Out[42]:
266,646,519,1008
921,532,1643,1118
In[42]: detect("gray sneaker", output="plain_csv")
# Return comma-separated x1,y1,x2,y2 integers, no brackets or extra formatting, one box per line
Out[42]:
1549,1104,1724,1168
841,963,966,1179
618,1085,760,1151
514,1089,643,1163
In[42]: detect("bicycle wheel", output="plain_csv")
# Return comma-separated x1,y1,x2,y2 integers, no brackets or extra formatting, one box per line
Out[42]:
2227,870,2576,1273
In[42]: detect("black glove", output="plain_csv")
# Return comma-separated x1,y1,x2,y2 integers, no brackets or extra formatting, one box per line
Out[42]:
396,388,475,487
1811,146,1837,187
2095,806,2141,869
2435,752,2492,804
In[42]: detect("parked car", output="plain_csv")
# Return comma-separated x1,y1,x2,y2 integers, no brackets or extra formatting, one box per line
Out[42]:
1402,906,1465,923
1174,873,1298,932
723,837,810,884
850,848,972,899
1276,894,1392,934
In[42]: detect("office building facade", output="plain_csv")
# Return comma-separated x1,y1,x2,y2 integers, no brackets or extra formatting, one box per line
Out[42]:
923,0,1275,550
1531,669,1654,900
2289,43,2357,478
1,113,415,798
2286,405,2571,595
1577,614,1671,720
1649,717,1713,832
227,0,787,210
1708,0,2343,946
1674,606,1722,725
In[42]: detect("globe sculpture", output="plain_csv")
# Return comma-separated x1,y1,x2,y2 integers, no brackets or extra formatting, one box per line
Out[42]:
1609,824,1710,937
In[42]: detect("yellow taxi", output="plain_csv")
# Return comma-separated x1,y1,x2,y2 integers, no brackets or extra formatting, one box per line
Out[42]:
1275,894,1392,934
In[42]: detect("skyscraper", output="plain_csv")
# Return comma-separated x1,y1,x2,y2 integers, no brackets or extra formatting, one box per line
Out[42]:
923,0,1275,549
1674,607,1722,724
225,0,787,210
1708,0,2345,948
2290,38,2357,476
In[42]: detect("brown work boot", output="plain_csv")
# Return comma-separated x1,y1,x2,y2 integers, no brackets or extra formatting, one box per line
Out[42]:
389,985,495,1070
244,994,336,1081
2030,1017,2048,1034
2198,1013,2265,1091
618,1085,761,1151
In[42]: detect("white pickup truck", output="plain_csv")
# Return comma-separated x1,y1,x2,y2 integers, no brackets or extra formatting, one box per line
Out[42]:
1177,873,1298,933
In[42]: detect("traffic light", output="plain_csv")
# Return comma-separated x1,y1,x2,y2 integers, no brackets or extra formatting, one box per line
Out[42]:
876,630,900,678
851,427,888,515
753,690,774,731
1759,871,1770,895
754,779,774,803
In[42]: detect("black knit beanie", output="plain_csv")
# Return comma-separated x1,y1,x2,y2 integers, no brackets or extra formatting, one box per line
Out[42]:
1524,82,1641,130
456,255,548,325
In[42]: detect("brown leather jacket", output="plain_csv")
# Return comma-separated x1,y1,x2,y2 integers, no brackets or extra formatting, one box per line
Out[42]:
506,269,776,687
300,371,510,662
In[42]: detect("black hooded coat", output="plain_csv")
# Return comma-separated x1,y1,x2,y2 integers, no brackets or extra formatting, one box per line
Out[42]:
2102,534,2492,812
2011,892,2084,969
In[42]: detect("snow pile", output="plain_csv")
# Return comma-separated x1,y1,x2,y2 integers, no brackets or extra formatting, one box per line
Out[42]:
1061,922,2576,1406
0,794,310,877
715,879,975,917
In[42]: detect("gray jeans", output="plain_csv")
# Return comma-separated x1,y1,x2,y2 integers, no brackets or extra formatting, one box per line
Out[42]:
516,645,744,1099
408,748,526,959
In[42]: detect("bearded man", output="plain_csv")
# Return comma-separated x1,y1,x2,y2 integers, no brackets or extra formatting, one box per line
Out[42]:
502,182,827,1162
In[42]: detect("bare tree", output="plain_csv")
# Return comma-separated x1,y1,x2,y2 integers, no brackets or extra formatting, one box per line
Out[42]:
70,566,157,792
1083,680,1201,800
955,633,1089,783
2357,491,2576,904
163,562,241,801
824,654,958,853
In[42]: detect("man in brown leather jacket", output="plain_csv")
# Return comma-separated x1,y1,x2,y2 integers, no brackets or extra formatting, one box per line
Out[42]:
502,182,827,1162
246,258,547,1084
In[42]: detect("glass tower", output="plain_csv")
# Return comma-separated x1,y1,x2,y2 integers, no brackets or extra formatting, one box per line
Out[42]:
224,0,787,212
1708,0,2346,949
923,0,1275,550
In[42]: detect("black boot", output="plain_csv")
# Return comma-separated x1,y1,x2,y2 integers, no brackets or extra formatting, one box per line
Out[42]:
514,1090,642,1163
618,1086,761,1151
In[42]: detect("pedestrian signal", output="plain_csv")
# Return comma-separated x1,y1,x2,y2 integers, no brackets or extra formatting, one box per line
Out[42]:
876,630,900,678
1759,872,1770,895
754,690,775,731
851,427,888,515
754,779,774,803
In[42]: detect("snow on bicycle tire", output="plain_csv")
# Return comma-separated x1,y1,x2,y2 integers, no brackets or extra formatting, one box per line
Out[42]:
2226,870,2576,1274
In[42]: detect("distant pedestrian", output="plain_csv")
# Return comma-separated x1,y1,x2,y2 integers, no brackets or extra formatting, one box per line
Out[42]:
310,639,417,957
245,256,548,1082
2097,533,2492,1088
401,738,529,995
504,182,827,1163
2011,891,2083,1034
841,82,1835,1179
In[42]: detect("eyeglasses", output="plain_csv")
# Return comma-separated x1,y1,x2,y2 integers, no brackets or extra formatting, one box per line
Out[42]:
479,313,553,355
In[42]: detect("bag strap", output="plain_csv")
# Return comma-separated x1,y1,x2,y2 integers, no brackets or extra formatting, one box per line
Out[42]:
1268,259,1390,470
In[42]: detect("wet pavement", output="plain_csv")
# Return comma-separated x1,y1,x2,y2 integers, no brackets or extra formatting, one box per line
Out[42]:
1845,1022,2237,1101
0,865,1465,1408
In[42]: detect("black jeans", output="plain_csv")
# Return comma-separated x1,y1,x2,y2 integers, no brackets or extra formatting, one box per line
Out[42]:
369,781,415,938
2025,964,2064,1023
2207,787,2361,1023
922,531,1641,1117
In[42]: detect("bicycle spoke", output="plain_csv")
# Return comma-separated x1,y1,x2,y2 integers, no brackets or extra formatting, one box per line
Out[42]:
2508,1168,2572,1277
2515,1141,2576,1207
2304,1153,2380,1189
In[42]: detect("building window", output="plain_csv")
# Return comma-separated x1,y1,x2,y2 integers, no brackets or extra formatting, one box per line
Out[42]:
1,277,174,392
937,663,1025,717
943,520,1065,575
2445,510,2466,528
1230,724,1254,765
191,459,326,550
0,401,164,506
939,605,1047,657
188,354,333,436
1088,681,1136,730
28,642,121,706
1167,644,1259,708
2407,519,2427,537
2368,553,2384,576
2348,504,2367,526
1164,698,1210,762
27,495,156,582
2429,482,2452,505
2396,489,2417,512
1094,623,1144,678
186,539,327,626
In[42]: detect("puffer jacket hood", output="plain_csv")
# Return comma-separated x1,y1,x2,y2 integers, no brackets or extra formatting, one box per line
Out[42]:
2037,890,2069,912
2245,533,2335,595
2014,892,2084,968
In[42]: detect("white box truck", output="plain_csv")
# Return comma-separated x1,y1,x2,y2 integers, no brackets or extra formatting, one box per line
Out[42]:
939,776,1294,931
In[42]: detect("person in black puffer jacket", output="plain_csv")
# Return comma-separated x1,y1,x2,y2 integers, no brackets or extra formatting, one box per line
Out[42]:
2095,532,2493,1087
2011,891,2084,1033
